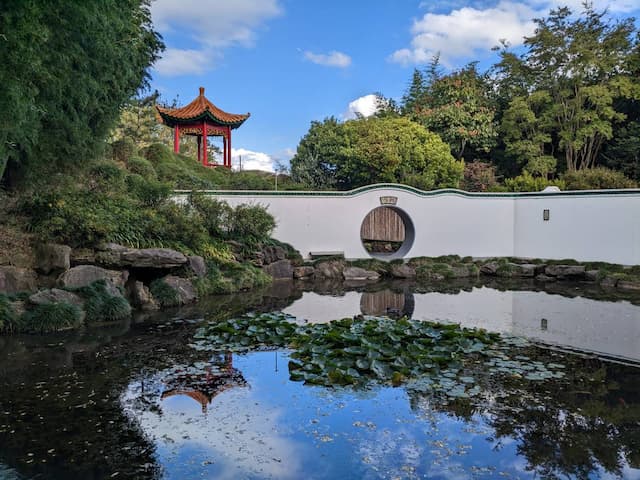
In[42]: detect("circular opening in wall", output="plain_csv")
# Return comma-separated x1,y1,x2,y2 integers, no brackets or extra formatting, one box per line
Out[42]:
360,206,415,260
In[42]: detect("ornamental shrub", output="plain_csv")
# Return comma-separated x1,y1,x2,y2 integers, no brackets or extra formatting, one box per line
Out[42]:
501,172,566,192
562,167,637,190
22,302,82,333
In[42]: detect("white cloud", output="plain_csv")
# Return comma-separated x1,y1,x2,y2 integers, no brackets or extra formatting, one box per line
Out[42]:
151,0,282,75
232,147,275,172
390,1,537,66
344,94,379,120
304,50,352,68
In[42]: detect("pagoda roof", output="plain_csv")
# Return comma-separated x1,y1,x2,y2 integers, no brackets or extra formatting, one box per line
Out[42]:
156,86,250,129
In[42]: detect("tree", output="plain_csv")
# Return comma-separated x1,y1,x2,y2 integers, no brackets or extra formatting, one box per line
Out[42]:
411,63,498,160
501,92,557,178
495,5,639,171
290,117,345,189
337,117,463,190
401,69,426,117
0,0,163,185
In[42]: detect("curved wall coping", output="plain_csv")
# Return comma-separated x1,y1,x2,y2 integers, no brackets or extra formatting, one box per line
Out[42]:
174,183,640,199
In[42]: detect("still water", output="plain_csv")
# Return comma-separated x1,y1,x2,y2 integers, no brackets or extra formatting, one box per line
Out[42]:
1,280,639,479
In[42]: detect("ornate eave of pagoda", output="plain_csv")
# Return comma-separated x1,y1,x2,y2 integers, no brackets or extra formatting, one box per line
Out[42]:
156,86,250,129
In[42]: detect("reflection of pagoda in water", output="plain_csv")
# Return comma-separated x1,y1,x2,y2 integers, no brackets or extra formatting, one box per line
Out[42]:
161,353,247,413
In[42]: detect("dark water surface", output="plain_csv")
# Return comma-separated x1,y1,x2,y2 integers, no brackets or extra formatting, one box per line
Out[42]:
1,280,639,479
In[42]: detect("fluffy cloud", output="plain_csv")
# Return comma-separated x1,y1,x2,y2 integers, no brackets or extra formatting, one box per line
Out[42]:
151,0,282,76
344,94,379,120
390,1,537,66
304,50,352,68
231,148,275,172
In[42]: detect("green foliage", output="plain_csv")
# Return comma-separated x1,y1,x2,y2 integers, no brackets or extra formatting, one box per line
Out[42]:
461,161,498,191
494,5,638,172
22,302,81,333
502,172,566,192
0,294,21,333
405,62,498,160
228,204,276,245
126,156,157,179
76,281,131,322
125,174,172,207
149,279,180,307
0,0,163,185
562,167,637,190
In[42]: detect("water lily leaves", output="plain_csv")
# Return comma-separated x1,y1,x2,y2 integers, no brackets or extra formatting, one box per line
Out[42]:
191,311,567,391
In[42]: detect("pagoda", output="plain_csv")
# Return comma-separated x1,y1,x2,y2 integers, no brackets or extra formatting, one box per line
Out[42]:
156,87,250,168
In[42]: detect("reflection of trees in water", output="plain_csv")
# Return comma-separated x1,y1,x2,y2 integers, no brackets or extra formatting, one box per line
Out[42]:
407,350,640,479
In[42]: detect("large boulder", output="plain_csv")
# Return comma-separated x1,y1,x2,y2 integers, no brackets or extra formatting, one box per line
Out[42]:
29,288,84,307
263,259,293,279
95,243,187,269
545,265,586,279
480,261,499,275
35,243,71,274
390,264,416,279
293,266,315,279
617,279,640,292
128,281,160,311
0,266,38,294
162,276,197,305
314,260,345,279
187,255,208,278
70,248,96,266
57,265,128,291
262,246,286,265
343,267,380,281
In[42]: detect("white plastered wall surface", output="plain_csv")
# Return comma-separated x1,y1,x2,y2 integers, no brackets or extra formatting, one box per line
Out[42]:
174,185,640,265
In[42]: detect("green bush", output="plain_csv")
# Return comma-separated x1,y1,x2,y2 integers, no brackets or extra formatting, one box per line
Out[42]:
149,279,180,307
126,174,172,207
0,294,21,333
76,281,131,322
501,172,566,192
228,204,276,244
22,302,81,333
126,156,157,179
189,193,233,238
562,167,637,190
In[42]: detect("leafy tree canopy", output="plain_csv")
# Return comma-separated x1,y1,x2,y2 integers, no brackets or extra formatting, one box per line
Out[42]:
0,0,164,185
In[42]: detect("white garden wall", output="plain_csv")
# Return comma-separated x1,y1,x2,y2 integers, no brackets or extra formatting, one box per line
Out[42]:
174,184,640,265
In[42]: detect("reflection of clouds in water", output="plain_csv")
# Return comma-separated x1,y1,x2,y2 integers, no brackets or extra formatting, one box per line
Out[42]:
122,374,303,480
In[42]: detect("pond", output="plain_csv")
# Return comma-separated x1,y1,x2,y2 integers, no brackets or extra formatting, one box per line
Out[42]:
0,279,639,479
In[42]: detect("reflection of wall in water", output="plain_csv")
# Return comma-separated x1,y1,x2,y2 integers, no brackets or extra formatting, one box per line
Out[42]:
360,290,414,318
284,288,640,362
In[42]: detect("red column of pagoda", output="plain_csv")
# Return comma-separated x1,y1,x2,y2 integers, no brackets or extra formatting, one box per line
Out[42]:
156,87,250,168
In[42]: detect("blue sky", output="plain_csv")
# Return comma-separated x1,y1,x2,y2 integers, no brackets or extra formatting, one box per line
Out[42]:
149,0,640,171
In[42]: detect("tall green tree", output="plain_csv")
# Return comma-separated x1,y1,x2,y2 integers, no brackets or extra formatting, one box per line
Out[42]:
0,0,163,185
495,5,639,171
410,63,498,161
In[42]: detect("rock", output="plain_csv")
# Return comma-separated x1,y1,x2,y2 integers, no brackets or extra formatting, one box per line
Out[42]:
35,243,71,274
600,276,618,288
162,275,197,305
515,264,537,277
617,279,640,292
57,265,129,291
451,264,479,278
70,248,96,266
314,260,345,279
343,267,380,281
120,248,187,268
187,256,207,278
293,266,315,279
390,264,416,279
263,259,293,279
480,261,499,275
585,270,600,282
128,281,160,311
0,266,38,294
535,274,556,282
496,263,519,278
95,243,188,269
262,246,286,265
544,265,586,279
29,288,84,307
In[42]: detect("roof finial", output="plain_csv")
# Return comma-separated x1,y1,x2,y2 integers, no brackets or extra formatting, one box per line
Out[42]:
199,86,205,96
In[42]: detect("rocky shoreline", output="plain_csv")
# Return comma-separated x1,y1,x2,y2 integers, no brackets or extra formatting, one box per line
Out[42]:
1,243,639,334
